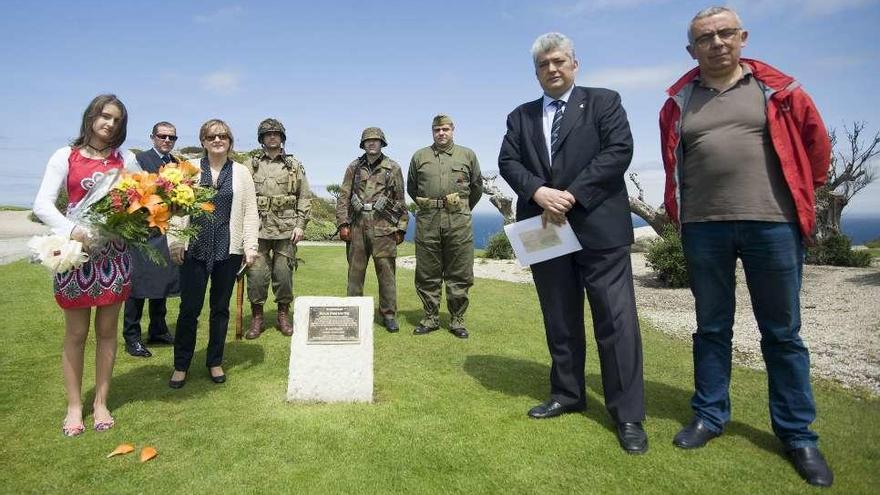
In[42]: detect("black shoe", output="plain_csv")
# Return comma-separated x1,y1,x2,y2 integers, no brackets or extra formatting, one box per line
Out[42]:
168,372,186,389
211,374,227,384
147,332,175,345
788,447,833,487
383,317,399,333
527,400,585,419
673,417,721,449
125,340,152,358
413,325,439,335
617,422,648,454
449,327,469,339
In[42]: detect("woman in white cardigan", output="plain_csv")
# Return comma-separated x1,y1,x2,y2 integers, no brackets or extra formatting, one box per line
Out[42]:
168,119,259,388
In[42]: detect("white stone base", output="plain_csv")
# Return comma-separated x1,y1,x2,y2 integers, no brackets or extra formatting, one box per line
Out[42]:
286,296,374,403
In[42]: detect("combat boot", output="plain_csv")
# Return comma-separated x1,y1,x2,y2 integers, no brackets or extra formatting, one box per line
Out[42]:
278,303,293,336
245,304,264,340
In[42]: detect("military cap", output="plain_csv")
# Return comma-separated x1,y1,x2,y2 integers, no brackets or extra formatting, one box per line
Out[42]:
431,114,454,127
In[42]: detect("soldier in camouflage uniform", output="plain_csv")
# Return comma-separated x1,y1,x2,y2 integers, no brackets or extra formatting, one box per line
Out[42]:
336,127,408,332
244,118,311,339
407,115,483,339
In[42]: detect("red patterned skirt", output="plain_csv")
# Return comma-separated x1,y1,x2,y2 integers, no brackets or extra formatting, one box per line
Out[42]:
53,240,132,309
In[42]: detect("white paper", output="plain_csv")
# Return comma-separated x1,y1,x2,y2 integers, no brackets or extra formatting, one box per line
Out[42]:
503,215,582,266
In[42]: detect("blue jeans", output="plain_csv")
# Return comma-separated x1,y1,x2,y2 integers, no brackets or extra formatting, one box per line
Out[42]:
681,221,818,449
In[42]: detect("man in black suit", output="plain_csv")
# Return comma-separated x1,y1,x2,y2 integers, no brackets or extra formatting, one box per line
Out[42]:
498,33,647,454
123,121,181,357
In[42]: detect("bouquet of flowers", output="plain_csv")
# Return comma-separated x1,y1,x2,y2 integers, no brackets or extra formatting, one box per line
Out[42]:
85,159,216,264
31,159,215,272
27,234,90,273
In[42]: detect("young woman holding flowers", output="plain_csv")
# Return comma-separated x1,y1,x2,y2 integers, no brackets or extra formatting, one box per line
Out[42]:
168,119,259,388
32,94,140,436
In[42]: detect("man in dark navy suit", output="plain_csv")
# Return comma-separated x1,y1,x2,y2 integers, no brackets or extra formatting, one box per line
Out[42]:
499,33,647,453
123,121,181,357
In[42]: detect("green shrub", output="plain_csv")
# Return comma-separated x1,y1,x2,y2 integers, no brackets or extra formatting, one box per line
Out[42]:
865,237,880,249
806,231,872,267
304,219,338,241
484,231,513,260
645,224,689,288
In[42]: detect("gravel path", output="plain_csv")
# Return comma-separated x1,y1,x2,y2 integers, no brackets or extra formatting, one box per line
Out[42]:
399,252,880,395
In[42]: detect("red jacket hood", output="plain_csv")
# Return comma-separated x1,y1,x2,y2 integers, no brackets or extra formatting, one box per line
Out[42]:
665,58,796,96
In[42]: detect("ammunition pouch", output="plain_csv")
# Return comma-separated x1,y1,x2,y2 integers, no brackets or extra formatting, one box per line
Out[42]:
350,195,364,213
256,194,297,213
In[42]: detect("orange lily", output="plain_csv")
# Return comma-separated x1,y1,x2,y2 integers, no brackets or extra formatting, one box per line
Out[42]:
147,203,171,233
200,202,216,213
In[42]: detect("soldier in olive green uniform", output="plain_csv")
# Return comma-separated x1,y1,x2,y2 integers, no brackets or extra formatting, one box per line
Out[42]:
244,118,311,339
407,115,482,339
336,127,408,332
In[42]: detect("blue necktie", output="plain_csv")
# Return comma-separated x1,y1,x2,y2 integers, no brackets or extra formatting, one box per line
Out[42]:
551,99,565,158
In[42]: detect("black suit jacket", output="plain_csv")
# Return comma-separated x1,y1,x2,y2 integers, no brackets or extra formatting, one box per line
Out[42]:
135,148,178,173
498,86,634,250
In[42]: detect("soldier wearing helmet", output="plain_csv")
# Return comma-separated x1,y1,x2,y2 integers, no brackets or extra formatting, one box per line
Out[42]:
336,127,408,332
243,118,311,339
407,114,482,339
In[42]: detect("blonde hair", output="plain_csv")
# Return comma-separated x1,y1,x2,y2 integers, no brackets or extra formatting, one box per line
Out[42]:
199,119,235,153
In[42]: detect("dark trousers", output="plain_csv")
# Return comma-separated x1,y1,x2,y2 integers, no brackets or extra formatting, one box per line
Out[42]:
682,221,817,449
173,255,242,372
123,297,169,343
531,245,645,423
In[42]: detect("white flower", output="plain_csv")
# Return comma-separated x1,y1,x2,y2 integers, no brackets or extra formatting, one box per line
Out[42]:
27,235,89,273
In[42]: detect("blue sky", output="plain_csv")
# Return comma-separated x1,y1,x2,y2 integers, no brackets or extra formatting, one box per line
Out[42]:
1,0,878,215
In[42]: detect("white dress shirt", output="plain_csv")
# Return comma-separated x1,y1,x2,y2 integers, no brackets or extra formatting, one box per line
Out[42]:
542,84,575,166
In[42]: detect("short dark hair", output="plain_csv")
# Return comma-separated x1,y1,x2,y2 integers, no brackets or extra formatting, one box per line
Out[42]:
72,94,128,149
151,121,176,136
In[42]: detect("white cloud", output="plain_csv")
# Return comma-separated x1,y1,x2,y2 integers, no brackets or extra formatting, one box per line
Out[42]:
585,64,686,90
201,70,241,94
728,0,876,18
557,0,669,15
194,5,244,24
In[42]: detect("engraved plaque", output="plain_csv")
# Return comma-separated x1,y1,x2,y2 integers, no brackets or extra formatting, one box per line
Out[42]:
307,306,360,344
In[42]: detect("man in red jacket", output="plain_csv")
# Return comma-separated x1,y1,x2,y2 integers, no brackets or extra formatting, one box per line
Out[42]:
659,6,832,487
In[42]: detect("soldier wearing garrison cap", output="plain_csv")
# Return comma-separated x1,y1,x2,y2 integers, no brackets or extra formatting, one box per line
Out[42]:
336,127,408,332
244,118,311,339
407,114,483,339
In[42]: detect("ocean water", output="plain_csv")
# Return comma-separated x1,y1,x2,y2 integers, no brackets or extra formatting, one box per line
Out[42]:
404,212,879,248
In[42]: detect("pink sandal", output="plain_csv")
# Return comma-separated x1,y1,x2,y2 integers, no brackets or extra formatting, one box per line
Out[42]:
62,421,85,437
94,416,115,432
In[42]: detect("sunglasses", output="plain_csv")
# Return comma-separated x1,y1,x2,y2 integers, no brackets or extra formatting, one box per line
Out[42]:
205,133,230,141
154,134,178,142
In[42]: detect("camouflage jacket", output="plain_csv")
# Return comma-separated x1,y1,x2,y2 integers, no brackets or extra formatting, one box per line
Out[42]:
336,154,408,235
245,151,311,239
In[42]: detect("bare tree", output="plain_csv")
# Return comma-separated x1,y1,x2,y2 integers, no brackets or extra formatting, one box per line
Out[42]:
481,173,515,224
815,122,879,240
628,172,669,235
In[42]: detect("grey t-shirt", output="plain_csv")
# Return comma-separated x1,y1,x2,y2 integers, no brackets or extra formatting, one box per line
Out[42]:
680,68,797,224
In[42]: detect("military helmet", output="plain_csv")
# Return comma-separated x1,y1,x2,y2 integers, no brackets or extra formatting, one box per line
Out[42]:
359,127,387,149
258,118,287,144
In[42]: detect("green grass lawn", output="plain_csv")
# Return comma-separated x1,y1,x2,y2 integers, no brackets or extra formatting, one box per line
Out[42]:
1,244,877,493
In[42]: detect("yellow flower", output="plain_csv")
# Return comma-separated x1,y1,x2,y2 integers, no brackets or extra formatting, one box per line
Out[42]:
160,167,184,185
172,184,195,206
115,176,139,191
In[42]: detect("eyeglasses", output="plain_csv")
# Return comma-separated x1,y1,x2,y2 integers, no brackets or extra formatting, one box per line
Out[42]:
692,28,742,48
154,134,178,142
205,133,230,141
